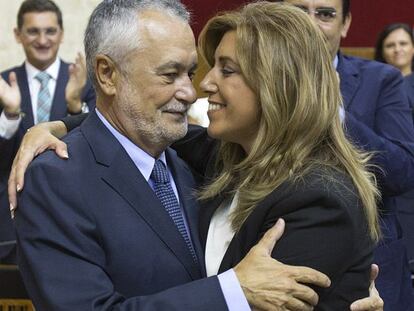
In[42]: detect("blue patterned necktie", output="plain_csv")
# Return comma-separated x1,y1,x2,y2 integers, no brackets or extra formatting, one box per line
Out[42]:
35,71,52,123
151,159,198,264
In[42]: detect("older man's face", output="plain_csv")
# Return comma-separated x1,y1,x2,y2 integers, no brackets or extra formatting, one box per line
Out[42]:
284,0,351,58
115,10,197,154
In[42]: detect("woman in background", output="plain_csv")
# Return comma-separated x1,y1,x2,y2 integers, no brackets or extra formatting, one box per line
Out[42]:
375,23,414,77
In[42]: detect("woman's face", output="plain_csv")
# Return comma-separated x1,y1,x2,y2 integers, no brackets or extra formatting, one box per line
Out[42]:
382,28,414,72
200,31,260,154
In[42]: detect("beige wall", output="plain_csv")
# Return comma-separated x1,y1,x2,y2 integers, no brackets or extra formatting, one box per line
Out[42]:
0,0,101,72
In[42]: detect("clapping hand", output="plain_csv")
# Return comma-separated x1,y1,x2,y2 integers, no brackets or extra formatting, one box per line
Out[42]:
0,72,21,118
65,52,87,114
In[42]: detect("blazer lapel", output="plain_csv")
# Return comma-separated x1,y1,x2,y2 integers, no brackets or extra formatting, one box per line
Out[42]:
15,65,35,130
198,194,226,251
82,112,201,280
50,61,69,120
337,53,361,110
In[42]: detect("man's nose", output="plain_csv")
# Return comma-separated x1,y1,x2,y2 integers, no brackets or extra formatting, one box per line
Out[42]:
176,76,197,105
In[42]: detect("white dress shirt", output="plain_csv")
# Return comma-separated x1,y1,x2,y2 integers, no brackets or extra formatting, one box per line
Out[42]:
205,192,238,276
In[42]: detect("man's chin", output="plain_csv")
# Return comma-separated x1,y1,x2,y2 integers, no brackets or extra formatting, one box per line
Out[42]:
162,124,188,144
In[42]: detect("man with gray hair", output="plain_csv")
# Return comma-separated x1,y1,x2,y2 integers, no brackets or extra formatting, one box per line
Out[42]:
13,0,331,310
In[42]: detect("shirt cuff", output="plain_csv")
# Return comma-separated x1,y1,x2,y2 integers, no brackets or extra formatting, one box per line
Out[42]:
0,111,21,139
217,269,251,311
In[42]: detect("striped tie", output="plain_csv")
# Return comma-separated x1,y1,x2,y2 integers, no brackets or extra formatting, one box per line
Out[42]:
35,72,52,123
151,159,198,264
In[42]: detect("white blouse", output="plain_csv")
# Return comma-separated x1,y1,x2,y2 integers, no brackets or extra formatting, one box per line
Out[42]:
205,192,239,277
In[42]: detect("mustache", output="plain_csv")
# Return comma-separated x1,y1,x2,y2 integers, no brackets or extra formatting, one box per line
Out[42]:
160,102,190,113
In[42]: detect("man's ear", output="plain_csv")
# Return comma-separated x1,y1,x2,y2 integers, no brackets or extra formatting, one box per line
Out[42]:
14,28,22,44
341,13,352,39
95,55,118,96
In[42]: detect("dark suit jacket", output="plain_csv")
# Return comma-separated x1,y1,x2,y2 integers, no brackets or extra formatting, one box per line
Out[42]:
0,61,96,263
173,125,374,310
403,73,414,111
14,112,227,310
338,53,414,310
397,73,414,272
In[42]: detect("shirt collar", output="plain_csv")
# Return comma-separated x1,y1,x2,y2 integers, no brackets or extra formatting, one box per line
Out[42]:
95,108,167,181
25,57,61,82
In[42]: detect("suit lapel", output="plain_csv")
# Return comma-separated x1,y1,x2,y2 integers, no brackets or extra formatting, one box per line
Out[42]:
49,61,69,120
15,65,35,130
337,53,361,110
198,195,226,251
81,112,202,280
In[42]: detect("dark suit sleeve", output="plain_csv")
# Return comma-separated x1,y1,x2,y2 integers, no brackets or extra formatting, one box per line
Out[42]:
345,68,414,196
62,113,89,132
258,181,372,308
172,125,218,177
15,156,227,311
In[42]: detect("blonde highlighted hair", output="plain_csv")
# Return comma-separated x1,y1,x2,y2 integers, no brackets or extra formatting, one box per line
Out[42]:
198,1,380,241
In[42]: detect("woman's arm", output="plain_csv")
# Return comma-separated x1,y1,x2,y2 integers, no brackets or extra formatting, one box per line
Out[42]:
172,124,218,177
8,114,89,209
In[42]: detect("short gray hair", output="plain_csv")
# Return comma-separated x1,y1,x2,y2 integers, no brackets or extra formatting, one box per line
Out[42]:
84,0,190,87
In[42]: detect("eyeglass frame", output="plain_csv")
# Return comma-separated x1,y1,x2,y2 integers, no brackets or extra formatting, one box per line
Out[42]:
293,5,338,23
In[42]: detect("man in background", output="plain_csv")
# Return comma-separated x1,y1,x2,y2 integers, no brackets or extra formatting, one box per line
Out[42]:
0,0,95,264
280,0,414,309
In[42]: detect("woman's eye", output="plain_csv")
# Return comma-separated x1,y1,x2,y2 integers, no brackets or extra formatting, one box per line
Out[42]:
221,68,234,76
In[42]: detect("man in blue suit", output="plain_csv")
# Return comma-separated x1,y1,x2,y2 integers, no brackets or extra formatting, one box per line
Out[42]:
282,0,414,309
12,1,333,310
0,0,95,264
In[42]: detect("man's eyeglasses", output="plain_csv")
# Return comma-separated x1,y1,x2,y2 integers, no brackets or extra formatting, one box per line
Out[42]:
294,6,337,23
22,27,60,39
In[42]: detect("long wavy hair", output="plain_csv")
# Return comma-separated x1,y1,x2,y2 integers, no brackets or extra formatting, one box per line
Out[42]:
198,2,380,241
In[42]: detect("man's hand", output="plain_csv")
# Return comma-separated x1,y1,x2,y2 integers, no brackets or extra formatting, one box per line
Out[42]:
8,121,68,211
350,264,384,311
65,53,87,114
234,219,331,311
0,72,21,118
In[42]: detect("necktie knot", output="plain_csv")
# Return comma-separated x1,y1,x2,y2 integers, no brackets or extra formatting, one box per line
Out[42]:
151,160,169,184
35,71,51,87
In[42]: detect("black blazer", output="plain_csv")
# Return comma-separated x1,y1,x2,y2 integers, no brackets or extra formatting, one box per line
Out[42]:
174,125,374,310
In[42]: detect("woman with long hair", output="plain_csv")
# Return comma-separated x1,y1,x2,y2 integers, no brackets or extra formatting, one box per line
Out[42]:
174,2,379,308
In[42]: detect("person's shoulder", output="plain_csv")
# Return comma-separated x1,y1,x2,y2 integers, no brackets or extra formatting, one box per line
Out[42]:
27,128,90,177
1,64,24,79
342,54,400,77
404,72,414,84
58,59,70,69
299,166,355,194
274,166,359,209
